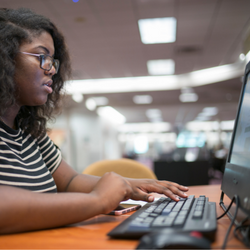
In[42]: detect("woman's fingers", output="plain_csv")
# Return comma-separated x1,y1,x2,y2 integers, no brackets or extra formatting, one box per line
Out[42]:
128,179,189,202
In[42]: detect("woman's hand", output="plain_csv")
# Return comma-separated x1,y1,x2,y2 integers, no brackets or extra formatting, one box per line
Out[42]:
91,172,189,215
91,172,133,214
125,178,189,202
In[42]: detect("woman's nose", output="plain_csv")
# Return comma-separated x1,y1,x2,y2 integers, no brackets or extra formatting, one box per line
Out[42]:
45,65,57,76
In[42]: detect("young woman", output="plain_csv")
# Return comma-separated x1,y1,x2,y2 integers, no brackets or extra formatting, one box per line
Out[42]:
0,8,189,234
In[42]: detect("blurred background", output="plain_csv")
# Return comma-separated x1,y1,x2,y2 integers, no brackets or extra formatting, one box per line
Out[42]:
2,0,250,185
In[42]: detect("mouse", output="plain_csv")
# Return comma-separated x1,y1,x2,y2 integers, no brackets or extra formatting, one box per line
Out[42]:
136,230,211,249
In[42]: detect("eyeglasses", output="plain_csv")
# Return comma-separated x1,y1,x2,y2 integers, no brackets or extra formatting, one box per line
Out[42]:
19,52,60,74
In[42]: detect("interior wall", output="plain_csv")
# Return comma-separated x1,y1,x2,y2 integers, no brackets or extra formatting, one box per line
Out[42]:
48,109,122,173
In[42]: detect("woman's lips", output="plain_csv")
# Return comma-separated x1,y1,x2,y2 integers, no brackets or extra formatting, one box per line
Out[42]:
43,80,53,94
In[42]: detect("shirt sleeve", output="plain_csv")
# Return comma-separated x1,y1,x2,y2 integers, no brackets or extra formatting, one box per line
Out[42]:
37,133,62,174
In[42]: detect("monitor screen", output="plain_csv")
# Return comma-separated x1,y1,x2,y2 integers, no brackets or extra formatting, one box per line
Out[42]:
221,64,250,217
230,75,250,168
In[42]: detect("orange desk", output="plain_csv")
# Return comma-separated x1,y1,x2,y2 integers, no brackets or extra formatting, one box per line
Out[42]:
0,185,248,249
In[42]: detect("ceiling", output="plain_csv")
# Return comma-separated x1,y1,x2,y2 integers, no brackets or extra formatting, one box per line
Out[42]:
1,0,250,128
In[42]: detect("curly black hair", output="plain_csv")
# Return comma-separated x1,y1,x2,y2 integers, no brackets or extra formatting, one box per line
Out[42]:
0,8,72,138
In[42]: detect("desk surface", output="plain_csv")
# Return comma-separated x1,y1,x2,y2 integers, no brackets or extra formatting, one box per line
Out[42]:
0,184,248,249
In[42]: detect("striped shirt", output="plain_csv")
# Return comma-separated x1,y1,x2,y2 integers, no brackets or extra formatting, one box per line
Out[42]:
0,120,62,193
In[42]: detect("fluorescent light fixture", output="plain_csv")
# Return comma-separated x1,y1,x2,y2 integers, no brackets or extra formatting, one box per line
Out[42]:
246,50,250,62
65,61,245,95
91,96,109,106
118,122,171,133
239,53,246,61
185,148,199,162
179,93,198,102
176,131,206,148
118,132,176,143
202,107,218,116
185,120,235,131
186,121,220,131
220,120,235,130
146,109,162,118
146,109,163,122
188,63,244,86
72,93,83,103
147,59,175,75
195,115,210,121
134,135,149,154
97,106,126,124
138,17,176,44
180,87,193,94
85,97,109,110
133,95,152,104
85,98,97,111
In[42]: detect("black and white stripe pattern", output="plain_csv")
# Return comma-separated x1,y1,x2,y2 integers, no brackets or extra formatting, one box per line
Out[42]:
0,121,61,193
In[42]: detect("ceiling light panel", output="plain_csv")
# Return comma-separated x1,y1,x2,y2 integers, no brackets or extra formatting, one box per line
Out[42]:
85,98,97,111
202,107,218,116
91,96,109,106
147,59,175,75
72,93,83,103
118,122,171,133
65,61,245,94
97,106,126,124
179,93,198,102
133,95,153,104
138,17,177,44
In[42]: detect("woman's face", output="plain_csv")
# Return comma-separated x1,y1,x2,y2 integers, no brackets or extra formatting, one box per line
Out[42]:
14,31,57,107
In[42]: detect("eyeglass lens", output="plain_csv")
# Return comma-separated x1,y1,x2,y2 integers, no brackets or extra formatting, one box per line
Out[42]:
41,55,59,73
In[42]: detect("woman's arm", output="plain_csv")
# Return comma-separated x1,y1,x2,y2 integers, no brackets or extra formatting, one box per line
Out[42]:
52,159,101,193
0,159,189,234
0,171,133,234
53,160,189,202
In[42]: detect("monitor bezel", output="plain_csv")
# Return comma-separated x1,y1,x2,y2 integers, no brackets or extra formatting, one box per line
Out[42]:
221,61,250,217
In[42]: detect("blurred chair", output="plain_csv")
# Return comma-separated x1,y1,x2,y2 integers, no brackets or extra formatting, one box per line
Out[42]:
82,158,157,179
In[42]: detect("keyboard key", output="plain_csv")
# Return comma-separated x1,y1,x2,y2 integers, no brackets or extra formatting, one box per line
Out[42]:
178,210,188,216
149,213,159,218
168,211,178,218
174,216,186,225
195,205,204,210
162,217,175,226
139,212,150,218
193,210,203,219
161,207,172,215
197,201,205,205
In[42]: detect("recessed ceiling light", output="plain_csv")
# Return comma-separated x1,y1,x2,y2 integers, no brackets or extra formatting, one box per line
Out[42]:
91,96,109,106
85,98,96,111
134,135,149,154
146,109,163,122
133,95,153,104
72,93,83,103
147,59,175,75
202,107,218,116
97,106,126,124
146,109,162,118
118,122,171,133
179,93,198,102
195,116,210,121
138,17,176,44
239,53,246,61
220,120,235,130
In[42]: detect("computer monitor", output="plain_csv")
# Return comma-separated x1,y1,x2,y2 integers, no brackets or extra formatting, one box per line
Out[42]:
221,61,250,218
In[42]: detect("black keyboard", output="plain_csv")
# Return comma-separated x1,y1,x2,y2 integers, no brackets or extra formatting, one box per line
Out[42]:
107,195,217,241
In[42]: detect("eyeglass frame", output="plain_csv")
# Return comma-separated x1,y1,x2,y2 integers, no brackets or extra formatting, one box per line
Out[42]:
19,52,60,74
